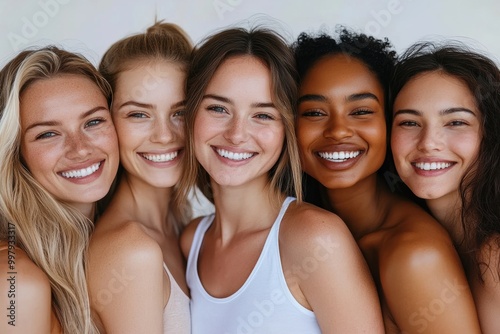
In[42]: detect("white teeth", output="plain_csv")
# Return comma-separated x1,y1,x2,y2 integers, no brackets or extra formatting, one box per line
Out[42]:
318,151,361,162
141,151,178,162
61,162,101,179
414,162,452,171
216,149,253,161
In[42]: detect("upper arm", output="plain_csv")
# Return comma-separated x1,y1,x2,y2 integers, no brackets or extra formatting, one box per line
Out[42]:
88,223,165,334
283,208,384,333
0,248,52,333
180,217,203,260
473,240,500,334
380,231,481,334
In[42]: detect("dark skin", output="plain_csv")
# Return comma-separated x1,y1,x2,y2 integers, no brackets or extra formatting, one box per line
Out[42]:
296,54,481,333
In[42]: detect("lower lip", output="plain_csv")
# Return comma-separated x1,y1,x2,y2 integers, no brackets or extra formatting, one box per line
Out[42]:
411,164,455,176
316,152,363,171
59,161,105,185
139,151,182,168
213,147,254,166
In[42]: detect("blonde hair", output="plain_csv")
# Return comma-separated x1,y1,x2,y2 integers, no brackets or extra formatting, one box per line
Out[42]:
99,21,193,229
0,46,111,334
178,27,303,206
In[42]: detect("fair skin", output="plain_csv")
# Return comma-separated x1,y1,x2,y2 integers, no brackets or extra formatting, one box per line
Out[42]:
392,70,500,333
0,74,119,334
297,55,480,333
88,60,189,334
181,55,384,333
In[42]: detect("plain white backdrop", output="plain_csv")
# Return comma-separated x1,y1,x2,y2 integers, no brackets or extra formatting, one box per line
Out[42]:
1,0,499,217
1,0,500,67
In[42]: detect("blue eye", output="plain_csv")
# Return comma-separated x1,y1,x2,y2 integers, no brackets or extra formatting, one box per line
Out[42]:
128,112,148,118
255,113,274,120
208,105,226,114
36,132,56,140
86,118,105,127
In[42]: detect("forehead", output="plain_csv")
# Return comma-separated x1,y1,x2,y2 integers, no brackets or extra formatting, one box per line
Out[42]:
300,54,384,95
395,71,478,110
20,74,106,124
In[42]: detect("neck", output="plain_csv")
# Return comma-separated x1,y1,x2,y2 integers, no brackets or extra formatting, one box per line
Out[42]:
114,173,174,233
426,191,465,249
210,177,285,243
325,174,391,239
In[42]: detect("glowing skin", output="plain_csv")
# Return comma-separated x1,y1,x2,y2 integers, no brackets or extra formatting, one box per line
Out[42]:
296,55,386,190
20,74,119,215
112,61,186,188
391,71,481,201
194,56,285,188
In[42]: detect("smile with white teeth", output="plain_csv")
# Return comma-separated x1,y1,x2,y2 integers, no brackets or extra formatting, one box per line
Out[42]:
61,162,101,179
413,162,453,171
216,148,254,161
141,151,179,163
318,151,361,162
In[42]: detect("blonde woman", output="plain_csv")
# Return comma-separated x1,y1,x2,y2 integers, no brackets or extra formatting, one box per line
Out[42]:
88,22,192,333
0,46,119,333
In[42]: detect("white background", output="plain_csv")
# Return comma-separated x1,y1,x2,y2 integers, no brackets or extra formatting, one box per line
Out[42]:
1,0,499,217
1,0,500,67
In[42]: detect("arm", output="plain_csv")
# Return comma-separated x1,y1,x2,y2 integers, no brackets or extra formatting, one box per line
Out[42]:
0,248,52,333
380,227,481,334
88,223,165,334
282,207,384,333
472,240,500,334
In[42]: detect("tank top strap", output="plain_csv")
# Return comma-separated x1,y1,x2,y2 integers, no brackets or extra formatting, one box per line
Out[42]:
268,196,296,236
186,214,214,282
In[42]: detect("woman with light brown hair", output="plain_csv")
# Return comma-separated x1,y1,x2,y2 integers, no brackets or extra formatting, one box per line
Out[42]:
179,26,384,333
88,21,192,333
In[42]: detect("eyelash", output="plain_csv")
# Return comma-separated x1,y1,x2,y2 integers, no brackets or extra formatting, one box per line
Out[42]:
85,118,106,127
207,105,227,114
351,109,374,116
127,112,148,118
301,110,325,117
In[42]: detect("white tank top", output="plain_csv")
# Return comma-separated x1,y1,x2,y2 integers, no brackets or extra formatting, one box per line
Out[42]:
186,197,321,334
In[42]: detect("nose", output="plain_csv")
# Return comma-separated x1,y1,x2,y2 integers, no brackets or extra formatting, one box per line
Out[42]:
65,131,92,159
416,125,444,152
223,116,249,144
151,117,174,144
324,114,353,140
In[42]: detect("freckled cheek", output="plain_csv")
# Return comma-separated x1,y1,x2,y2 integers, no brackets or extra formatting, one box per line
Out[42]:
21,144,62,179
91,125,119,154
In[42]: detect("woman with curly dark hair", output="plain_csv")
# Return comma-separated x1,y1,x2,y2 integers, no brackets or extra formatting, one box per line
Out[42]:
391,42,500,333
293,29,481,333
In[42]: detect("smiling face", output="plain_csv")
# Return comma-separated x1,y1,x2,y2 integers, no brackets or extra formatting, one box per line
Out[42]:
391,71,481,200
193,55,285,188
20,74,119,212
112,61,186,189
296,55,386,190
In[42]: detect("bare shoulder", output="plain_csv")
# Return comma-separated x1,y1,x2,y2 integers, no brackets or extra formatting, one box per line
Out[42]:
88,221,163,291
379,201,481,333
0,246,52,332
180,216,205,259
282,201,350,235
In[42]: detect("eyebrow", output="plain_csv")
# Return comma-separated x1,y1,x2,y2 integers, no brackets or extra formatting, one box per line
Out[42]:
203,94,275,109
393,107,477,117
297,92,379,105
25,106,108,132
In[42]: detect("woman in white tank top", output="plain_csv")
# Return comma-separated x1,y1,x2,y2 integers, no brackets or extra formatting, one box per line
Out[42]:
178,26,385,333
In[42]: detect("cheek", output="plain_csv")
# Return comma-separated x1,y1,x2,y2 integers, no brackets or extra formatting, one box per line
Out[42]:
296,122,321,152
93,124,119,154
257,126,284,153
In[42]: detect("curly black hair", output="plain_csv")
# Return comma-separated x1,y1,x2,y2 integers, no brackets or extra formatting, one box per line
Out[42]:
292,27,397,99
292,27,401,206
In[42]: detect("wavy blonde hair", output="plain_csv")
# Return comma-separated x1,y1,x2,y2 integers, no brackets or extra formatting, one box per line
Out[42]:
0,46,111,334
99,21,193,230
